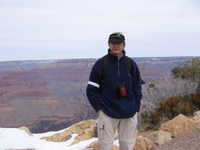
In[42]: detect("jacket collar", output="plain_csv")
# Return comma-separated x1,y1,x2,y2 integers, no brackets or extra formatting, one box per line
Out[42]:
107,48,126,61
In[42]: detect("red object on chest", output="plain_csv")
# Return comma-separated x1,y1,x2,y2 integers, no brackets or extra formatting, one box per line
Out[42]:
120,87,127,96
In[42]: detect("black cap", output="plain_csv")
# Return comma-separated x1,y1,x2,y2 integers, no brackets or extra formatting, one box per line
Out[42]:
108,32,125,45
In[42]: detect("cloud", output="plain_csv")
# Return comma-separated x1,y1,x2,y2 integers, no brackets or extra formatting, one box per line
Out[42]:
0,0,199,61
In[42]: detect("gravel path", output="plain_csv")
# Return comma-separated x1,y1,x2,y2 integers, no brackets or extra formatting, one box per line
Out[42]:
153,130,200,150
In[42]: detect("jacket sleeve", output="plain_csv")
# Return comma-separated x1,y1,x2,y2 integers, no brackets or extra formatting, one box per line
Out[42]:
86,59,104,113
131,60,145,112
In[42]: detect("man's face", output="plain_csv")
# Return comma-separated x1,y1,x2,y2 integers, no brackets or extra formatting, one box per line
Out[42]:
108,43,125,55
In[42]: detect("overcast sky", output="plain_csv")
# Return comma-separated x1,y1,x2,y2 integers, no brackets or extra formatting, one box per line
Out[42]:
0,0,200,61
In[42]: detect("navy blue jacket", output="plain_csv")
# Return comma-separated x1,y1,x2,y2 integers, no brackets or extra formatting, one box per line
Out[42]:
86,48,145,118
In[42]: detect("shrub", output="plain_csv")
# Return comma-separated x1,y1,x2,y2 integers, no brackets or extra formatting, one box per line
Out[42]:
172,58,200,82
141,92,200,130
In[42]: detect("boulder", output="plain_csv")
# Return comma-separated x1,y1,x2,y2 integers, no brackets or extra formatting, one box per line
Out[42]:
160,114,199,137
191,111,200,129
18,126,32,136
135,135,155,150
147,130,172,145
71,126,97,144
41,119,97,143
82,141,119,150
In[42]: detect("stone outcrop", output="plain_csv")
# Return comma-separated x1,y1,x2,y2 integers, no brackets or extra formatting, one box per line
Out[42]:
41,119,97,143
159,114,200,137
18,126,33,136
146,130,172,145
83,141,119,150
190,111,200,129
39,111,200,150
135,135,155,150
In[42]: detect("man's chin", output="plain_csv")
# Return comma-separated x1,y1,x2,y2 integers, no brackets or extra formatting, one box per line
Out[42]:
111,50,120,54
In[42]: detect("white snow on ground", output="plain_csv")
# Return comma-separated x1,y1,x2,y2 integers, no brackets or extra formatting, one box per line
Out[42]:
0,127,96,150
32,127,70,138
113,139,119,146
0,127,119,150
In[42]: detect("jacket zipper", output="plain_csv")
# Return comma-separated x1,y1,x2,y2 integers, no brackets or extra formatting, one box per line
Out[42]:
117,57,120,78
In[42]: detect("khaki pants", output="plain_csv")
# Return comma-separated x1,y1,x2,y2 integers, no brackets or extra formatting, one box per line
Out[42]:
97,110,138,150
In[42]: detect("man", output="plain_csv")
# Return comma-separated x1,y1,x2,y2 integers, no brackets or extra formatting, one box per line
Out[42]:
86,32,145,150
